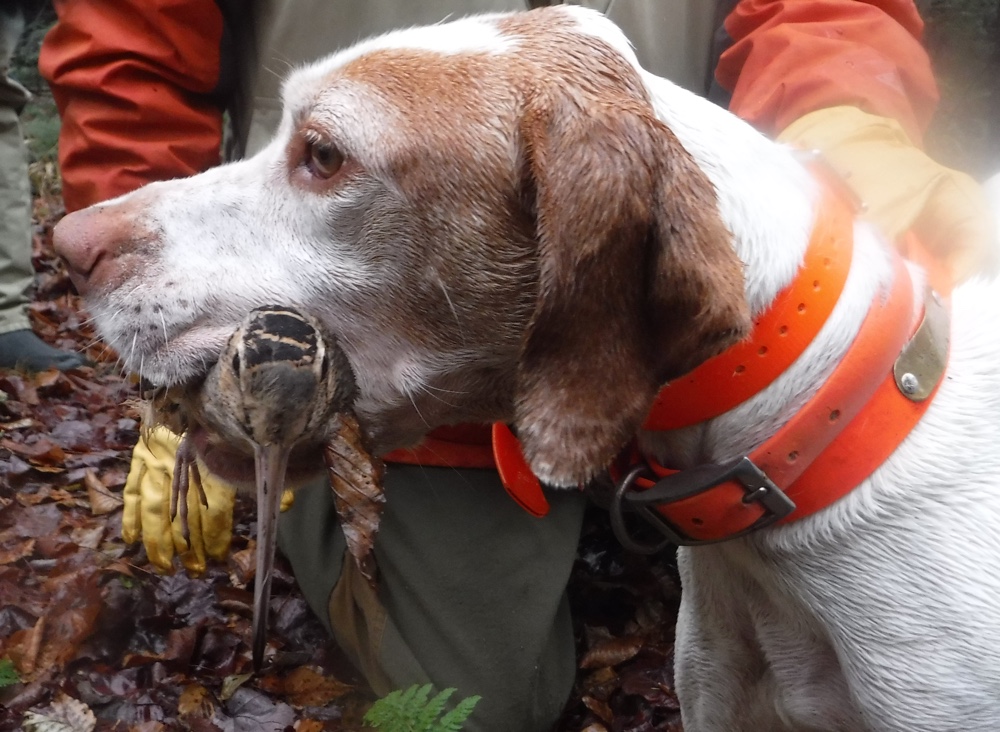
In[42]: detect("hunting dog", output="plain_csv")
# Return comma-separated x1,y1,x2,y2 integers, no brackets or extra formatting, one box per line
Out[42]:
54,7,1000,730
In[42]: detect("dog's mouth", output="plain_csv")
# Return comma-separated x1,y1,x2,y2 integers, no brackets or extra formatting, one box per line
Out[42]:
121,321,234,389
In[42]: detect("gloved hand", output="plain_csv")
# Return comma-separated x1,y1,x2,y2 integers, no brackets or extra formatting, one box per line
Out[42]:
123,426,237,575
123,426,299,574
779,106,998,290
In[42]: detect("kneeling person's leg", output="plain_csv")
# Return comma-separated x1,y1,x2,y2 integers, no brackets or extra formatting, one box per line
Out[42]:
278,464,586,732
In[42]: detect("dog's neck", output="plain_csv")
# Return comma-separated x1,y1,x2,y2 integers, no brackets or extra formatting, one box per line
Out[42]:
637,74,898,471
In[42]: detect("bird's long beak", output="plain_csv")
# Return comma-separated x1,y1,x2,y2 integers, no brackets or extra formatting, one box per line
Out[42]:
252,442,290,670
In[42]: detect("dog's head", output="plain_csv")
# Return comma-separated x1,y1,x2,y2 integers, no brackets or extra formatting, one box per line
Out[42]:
54,6,749,487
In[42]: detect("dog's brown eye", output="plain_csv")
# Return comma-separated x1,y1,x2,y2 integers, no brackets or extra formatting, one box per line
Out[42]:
306,139,344,179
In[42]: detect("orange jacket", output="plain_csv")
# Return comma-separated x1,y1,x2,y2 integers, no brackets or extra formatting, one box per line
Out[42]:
40,1,938,213
715,0,938,144
39,0,227,213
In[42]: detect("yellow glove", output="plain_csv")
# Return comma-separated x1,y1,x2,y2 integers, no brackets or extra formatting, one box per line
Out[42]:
779,106,998,288
123,426,298,574
122,426,237,575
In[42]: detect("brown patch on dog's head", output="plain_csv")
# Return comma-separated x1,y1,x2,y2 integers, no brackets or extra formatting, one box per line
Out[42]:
503,11,751,486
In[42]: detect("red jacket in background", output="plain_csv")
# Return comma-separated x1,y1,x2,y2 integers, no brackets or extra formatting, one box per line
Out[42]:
39,0,226,212
39,0,939,213
716,0,938,144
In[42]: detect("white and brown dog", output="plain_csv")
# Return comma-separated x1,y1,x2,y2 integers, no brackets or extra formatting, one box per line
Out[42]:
53,7,1000,731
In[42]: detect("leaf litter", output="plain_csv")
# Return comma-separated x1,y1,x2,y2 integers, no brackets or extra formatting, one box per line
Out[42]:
0,190,683,731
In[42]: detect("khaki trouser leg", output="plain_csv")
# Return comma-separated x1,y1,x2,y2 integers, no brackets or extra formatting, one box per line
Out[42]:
0,28,34,335
278,465,586,732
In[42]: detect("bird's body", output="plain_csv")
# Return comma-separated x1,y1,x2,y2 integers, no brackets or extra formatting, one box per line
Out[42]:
171,306,360,669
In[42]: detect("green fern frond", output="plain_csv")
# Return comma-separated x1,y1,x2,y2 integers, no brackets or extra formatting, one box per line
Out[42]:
362,687,410,730
414,687,455,731
364,684,481,732
437,695,482,732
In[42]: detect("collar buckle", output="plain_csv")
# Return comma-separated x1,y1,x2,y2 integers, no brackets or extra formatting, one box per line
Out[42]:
610,457,796,550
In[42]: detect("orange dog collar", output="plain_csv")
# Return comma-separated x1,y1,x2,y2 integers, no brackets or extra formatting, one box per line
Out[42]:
614,252,933,546
643,186,854,430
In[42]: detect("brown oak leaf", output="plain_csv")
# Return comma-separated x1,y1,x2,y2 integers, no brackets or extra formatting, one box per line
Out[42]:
283,665,356,707
84,469,123,515
580,634,645,670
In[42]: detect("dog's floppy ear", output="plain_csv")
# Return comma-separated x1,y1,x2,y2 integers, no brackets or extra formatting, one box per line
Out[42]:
514,94,750,487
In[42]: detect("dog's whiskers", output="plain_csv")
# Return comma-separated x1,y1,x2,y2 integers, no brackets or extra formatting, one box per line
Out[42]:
262,57,295,83
418,382,467,396
128,332,139,370
411,382,460,408
437,277,464,343
401,383,431,428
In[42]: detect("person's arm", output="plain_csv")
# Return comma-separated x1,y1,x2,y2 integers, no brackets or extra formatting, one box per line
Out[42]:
39,0,227,212
715,0,937,143
714,0,996,285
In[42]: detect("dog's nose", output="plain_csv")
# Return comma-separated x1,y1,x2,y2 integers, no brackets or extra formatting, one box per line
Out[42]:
53,202,145,296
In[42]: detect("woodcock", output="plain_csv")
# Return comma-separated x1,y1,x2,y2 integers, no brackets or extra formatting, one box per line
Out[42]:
155,306,384,670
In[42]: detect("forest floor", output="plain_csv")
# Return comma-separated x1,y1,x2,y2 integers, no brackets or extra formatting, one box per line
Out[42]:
2,2,998,730
0,193,683,731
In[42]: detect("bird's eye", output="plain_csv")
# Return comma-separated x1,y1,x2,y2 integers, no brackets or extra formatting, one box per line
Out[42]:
305,138,344,179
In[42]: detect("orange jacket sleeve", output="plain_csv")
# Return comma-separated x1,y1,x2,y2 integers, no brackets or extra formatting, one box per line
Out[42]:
715,0,939,144
39,0,226,212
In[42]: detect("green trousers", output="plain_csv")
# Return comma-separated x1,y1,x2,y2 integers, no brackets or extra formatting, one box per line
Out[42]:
277,465,587,732
0,10,34,336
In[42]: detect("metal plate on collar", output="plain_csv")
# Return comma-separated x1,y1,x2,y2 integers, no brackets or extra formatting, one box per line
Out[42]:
893,289,950,402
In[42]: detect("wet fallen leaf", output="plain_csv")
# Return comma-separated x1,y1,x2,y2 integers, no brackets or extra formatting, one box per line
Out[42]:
228,544,256,586
101,559,137,577
0,417,37,431
1,436,66,467
295,720,325,732
68,524,104,549
49,419,94,450
225,686,296,731
32,369,68,393
581,695,614,724
580,634,645,670
324,413,385,584
0,373,39,405
32,570,103,678
22,692,96,732
0,537,35,565
283,666,355,707
178,683,217,720
84,469,123,515
220,673,253,701
8,503,62,536
6,616,45,677
581,666,619,696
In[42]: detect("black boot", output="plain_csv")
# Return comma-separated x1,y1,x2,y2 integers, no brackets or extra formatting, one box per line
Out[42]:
0,329,86,372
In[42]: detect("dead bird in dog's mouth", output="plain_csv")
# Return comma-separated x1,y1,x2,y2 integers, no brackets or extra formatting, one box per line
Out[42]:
143,305,385,670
